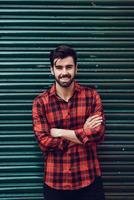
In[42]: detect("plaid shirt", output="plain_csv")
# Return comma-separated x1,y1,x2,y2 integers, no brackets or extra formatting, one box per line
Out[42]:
32,82,105,190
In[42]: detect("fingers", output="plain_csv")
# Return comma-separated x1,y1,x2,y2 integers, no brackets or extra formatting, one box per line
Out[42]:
86,114,102,123
89,118,103,129
84,114,103,130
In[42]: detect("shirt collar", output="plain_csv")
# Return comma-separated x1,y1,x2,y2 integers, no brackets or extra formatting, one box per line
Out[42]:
49,81,81,97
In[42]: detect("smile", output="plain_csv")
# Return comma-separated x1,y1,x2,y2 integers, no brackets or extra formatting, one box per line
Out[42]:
60,77,70,80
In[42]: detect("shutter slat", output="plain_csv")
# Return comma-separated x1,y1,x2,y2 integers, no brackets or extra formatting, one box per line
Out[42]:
0,0,134,199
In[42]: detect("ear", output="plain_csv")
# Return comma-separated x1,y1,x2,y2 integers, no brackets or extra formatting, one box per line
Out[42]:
51,67,54,75
75,64,78,74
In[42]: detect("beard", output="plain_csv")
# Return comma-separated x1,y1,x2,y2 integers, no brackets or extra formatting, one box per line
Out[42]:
54,74,75,88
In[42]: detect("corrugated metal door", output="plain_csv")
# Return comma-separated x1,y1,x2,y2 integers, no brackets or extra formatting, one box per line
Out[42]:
0,0,134,199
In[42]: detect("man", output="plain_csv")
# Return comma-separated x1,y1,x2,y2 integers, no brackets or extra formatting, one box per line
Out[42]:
32,45,105,200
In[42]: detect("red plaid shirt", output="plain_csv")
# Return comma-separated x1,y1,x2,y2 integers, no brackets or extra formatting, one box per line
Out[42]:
32,82,105,190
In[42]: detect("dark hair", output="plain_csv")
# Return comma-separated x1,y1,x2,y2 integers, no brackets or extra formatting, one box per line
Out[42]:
50,45,77,67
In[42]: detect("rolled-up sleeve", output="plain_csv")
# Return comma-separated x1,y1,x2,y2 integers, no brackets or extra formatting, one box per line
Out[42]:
32,97,68,154
75,90,105,145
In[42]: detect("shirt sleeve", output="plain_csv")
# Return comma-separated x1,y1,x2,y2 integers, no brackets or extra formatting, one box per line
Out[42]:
32,97,68,154
75,89,105,145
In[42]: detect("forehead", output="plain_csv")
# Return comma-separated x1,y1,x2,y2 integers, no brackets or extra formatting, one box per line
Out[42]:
54,56,75,66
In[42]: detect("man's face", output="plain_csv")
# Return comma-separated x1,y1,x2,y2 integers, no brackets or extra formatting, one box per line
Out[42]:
51,56,77,88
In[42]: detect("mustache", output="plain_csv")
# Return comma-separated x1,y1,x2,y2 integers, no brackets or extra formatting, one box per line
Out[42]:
59,74,71,79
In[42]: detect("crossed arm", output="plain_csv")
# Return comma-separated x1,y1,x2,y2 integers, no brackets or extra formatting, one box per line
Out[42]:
50,114,103,145
50,90,105,146
32,90,105,153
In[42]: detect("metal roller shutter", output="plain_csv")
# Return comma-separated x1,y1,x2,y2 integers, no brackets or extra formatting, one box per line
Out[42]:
0,0,134,199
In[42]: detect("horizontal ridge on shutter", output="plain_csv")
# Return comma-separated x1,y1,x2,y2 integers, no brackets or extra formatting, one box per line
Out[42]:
0,0,134,199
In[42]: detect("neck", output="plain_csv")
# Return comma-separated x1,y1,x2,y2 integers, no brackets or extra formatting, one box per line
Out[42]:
56,81,75,102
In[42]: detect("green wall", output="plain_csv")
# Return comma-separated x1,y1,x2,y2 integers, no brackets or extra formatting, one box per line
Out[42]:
0,0,134,199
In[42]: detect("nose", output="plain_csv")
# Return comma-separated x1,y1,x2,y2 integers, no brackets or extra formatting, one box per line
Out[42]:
62,67,68,75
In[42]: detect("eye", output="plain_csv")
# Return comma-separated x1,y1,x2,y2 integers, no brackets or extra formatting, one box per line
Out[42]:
66,65,73,69
55,65,63,70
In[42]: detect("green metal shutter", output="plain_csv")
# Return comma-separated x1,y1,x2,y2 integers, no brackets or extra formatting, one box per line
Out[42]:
0,0,134,199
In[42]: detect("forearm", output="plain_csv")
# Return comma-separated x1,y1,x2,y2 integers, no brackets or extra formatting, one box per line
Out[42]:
50,113,105,146
32,99,68,153
75,113,105,145
50,128,82,144
75,123,105,145
61,129,82,144
34,130,68,153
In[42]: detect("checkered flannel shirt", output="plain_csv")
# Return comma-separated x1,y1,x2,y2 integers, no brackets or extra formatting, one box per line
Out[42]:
32,82,105,190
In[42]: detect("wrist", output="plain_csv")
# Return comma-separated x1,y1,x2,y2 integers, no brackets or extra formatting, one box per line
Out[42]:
50,128,62,138
57,129,62,137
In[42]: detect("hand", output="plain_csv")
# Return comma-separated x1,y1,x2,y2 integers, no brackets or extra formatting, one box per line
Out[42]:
50,128,62,138
84,114,103,132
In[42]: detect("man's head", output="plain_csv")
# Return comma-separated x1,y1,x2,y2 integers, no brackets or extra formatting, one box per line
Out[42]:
50,45,77,67
50,45,77,88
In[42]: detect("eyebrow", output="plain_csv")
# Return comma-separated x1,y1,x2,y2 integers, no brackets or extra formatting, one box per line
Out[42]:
55,64,74,67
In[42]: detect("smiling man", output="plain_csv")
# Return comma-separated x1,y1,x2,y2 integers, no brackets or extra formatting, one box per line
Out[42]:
32,45,105,200
52,56,76,88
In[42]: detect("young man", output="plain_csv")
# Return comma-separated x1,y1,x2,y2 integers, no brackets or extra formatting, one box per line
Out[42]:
32,45,105,200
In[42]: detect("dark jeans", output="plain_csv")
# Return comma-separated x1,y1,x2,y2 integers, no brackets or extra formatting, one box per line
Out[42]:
43,176,105,200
